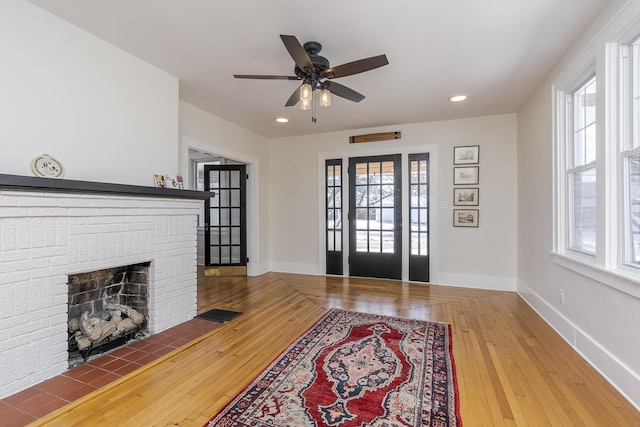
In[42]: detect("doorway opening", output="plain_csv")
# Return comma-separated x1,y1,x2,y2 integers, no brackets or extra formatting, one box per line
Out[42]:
188,148,248,277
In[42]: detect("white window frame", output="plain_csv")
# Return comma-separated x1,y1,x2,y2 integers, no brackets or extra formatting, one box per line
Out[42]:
566,75,597,255
552,10,640,299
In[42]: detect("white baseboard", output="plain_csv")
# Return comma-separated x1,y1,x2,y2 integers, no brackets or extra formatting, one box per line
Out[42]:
517,280,640,411
268,262,323,276
435,272,516,291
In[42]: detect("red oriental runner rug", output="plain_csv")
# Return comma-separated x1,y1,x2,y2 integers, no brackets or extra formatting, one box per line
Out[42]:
204,308,462,427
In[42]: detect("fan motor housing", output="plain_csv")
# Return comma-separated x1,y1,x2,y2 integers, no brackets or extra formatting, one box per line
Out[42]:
297,41,330,76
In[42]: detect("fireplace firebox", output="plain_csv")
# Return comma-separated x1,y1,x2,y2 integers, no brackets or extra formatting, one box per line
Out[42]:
67,262,150,366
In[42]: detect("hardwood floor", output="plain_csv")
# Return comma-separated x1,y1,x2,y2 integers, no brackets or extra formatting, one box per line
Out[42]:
32,272,640,426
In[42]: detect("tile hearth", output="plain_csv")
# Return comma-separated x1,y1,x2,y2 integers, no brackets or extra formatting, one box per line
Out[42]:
0,318,223,427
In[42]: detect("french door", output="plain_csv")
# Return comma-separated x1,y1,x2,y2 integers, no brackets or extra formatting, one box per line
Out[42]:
348,155,402,279
326,153,430,281
204,165,247,269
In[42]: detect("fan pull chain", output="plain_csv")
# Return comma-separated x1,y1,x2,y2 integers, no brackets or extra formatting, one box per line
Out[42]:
312,91,317,123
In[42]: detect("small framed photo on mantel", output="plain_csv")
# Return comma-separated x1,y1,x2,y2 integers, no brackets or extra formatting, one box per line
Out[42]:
454,145,479,164
453,209,479,227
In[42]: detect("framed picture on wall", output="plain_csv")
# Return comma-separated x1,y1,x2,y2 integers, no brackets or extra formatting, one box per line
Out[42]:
453,166,479,185
453,188,479,206
453,209,479,227
454,145,479,164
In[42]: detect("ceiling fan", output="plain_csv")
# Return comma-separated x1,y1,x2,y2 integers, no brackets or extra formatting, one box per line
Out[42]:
234,35,388,112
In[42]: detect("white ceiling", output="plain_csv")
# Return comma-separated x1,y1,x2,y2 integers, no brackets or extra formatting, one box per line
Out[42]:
27,0,610,139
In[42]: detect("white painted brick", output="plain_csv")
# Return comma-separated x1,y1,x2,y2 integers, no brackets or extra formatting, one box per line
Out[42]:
0,351,14,387
0,194,21,205
55,218,68,246
0,249,30,263
1,219,17,251
18,196,60,208
0,271,30,286
0,207,30,218
42,218,57,247
27,207,65,217
31,246,66,260
28,280,42,312
16,219,30,249
0,285,16,318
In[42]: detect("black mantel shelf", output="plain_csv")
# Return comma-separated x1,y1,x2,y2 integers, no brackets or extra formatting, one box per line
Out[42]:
0,174,210,200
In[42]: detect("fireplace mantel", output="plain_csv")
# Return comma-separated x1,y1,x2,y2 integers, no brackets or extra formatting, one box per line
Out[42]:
0,173,209,200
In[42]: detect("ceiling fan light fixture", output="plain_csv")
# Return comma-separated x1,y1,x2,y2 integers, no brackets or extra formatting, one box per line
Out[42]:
300,98,311,110
300,83,312,103
320,88,331,107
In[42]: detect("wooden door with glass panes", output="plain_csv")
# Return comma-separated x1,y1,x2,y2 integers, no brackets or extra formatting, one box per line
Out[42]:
204,165,247,273
348,155,402,279
409,153,429,282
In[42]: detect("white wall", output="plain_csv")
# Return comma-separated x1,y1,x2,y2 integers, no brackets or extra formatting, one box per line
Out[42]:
179,101,270,275
517,0,640,409
0,0,179,186
267,114,518,290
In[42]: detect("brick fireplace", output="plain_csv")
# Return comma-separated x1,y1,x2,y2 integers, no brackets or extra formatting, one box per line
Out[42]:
0,175,206,399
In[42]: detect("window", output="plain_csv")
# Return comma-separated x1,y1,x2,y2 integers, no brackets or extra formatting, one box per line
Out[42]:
568,76,597,254
622,37,640,265
553,26,640,289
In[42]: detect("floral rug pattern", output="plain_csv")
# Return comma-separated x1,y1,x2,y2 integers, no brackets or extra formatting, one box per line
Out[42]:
205,308,461,427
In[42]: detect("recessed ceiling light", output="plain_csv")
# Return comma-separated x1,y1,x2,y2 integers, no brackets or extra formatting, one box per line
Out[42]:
275,117,289,123
449,95,468,102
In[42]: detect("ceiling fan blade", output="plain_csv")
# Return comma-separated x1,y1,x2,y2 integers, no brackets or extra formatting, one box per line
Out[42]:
234,74,299,80
324,81,365,102
280,35,315,74
285,85,301,107
323,54,389,79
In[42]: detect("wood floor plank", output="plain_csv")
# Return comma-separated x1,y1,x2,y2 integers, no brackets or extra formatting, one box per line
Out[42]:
30,272,640,426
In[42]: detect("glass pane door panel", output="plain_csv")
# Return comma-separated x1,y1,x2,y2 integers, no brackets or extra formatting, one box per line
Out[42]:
230,170,240,188
221,247,230,264
220,227,230,245
220,209,230,226
231,227,240,245
326,159,344,275
368,232,381,252
231,208,240,226
408,154,429,282
349,154,401,280
356,187,368,207
356,230,368,252
219,190,229,206
231,190,240,206
204,164,247,267
210,230,220,245
382,231,394,253
210,247,220,264
231,246,240,263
